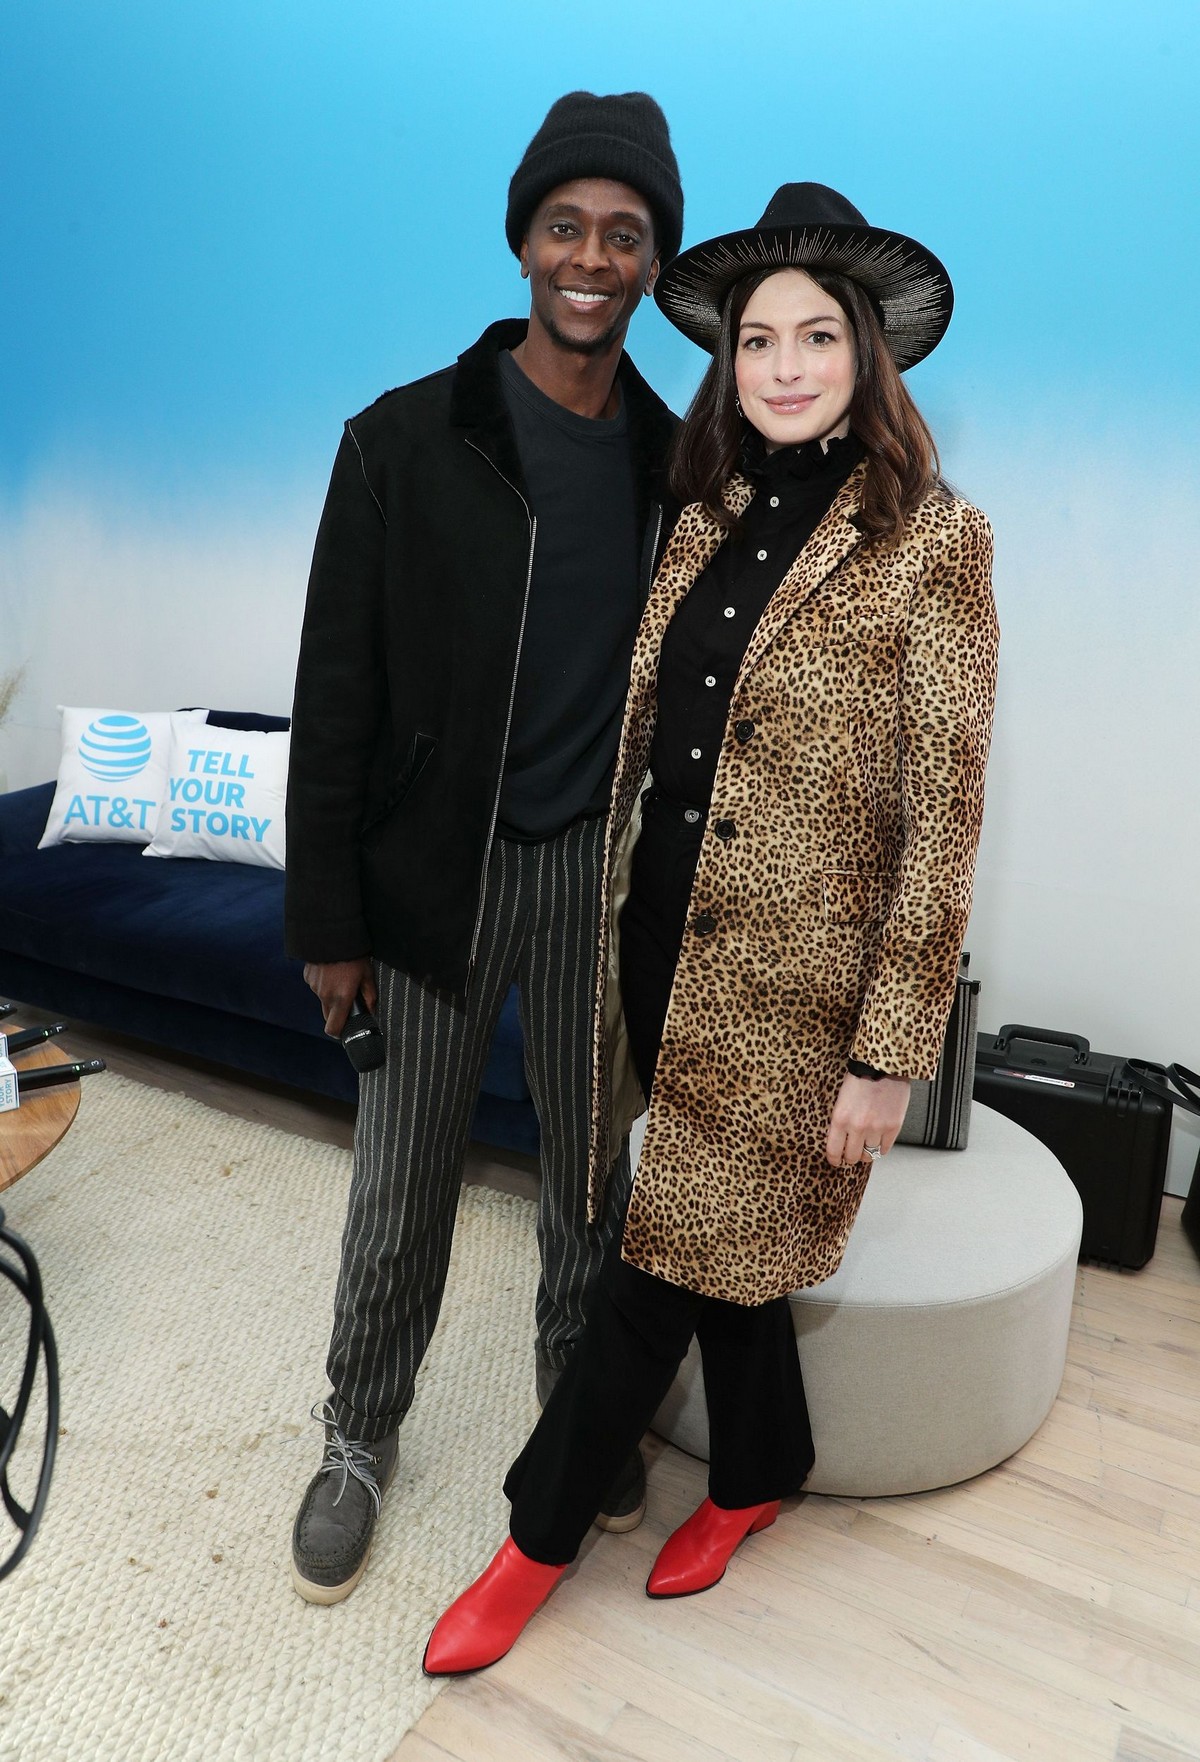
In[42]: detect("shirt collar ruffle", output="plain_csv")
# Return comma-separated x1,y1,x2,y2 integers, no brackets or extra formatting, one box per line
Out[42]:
738,426,865,494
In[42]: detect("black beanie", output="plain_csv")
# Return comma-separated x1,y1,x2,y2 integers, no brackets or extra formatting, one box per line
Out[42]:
506,91,684,265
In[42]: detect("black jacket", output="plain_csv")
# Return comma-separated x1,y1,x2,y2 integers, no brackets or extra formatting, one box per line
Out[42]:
285,319,677,992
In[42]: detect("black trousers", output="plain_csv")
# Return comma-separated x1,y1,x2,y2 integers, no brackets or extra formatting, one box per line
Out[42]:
505,789,815,1565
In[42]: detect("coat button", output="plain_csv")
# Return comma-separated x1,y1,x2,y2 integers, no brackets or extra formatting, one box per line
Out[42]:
693,912,716,936
714,819,736,841
735,719,756,743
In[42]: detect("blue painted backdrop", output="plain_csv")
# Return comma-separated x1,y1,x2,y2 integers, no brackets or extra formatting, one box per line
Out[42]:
3,0,1200,1187
5,0,1198,495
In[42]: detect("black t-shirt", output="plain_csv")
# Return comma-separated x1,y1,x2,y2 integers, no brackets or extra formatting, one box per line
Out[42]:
496,351,641,840
650,431,864,807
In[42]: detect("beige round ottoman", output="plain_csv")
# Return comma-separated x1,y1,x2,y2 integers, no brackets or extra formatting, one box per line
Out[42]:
649,1103,1083,1496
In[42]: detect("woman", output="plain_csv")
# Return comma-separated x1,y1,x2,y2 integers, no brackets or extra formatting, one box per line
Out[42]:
424,183,998,1674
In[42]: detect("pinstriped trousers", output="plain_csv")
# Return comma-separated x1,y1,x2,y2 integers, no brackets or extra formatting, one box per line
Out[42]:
326,815,628,1442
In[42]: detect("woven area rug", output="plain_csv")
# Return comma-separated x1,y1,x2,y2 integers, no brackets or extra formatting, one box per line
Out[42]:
0,1073,541,1762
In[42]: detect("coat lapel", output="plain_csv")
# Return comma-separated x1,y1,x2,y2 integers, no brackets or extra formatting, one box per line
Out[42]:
637,475,754,651
734,460,868,689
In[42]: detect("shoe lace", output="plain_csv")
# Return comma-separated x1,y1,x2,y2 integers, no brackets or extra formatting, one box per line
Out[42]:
311,1402,384,1516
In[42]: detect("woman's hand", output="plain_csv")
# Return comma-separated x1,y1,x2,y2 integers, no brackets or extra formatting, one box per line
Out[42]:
303,958,377,1038
825,1072,911,1168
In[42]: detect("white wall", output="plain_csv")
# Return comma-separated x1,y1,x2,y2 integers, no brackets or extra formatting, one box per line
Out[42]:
0,476,317,790
961,430,1200,1198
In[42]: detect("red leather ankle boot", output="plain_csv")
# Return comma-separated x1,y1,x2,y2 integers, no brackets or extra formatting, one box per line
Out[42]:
646,1497,780,1599
422,1538,567,1676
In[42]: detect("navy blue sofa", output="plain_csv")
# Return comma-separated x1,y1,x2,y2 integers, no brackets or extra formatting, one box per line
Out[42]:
0,710,540,1156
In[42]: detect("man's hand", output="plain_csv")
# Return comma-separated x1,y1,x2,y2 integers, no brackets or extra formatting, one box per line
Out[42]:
303,958,377,1039
825,1072,911,1168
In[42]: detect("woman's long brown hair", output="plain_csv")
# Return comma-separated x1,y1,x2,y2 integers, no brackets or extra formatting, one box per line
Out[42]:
669,266,941,544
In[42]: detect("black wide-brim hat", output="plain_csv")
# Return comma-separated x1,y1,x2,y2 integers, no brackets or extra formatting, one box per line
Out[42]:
655,182,953,370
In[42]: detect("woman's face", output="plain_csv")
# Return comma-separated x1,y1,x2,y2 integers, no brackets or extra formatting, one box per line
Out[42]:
734,269,856,452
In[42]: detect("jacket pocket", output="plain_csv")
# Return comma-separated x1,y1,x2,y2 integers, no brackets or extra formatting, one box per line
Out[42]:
821,869,894,925
361,732,438,843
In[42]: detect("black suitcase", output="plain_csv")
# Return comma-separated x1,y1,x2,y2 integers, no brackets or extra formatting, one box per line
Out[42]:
973,1025,1172,1269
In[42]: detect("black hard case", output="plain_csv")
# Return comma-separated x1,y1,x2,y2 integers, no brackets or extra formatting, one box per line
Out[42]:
973,1025,1171,1270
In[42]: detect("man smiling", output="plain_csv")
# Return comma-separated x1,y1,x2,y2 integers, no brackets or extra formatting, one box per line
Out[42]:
285,92,682,1604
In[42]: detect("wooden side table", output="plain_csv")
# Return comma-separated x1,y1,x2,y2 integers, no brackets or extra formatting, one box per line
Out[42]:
0,1027,82,1193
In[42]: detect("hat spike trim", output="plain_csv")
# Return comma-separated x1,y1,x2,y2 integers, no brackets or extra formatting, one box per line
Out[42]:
661,227,949,360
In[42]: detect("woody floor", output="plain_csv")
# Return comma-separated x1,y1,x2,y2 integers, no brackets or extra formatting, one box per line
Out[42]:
12,1001,1200,1762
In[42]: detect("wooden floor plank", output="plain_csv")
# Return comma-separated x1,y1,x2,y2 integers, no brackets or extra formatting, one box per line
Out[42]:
1115,1725,1200,1762
388,1735,458,1762
887,1478,1193,1604
603,1703,754,1762
1037,1401,1200,1481
417,1675,644,1762
927,1730,1036,1762
1109,1582,1200,1651
494,1609,795,1762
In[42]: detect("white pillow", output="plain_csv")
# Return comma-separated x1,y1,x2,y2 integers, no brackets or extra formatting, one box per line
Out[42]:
143,722,289,870
38,707,207,848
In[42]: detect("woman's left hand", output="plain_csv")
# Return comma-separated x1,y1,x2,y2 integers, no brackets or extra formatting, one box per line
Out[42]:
825,1072,912,1168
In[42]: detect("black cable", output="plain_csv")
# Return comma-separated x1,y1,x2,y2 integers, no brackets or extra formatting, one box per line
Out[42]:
0,1205,58,1580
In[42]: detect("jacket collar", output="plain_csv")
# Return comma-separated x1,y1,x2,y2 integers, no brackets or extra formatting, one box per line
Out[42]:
448,318,676,516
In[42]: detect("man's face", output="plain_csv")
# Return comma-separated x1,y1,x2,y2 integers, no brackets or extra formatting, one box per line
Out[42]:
520,178,659,356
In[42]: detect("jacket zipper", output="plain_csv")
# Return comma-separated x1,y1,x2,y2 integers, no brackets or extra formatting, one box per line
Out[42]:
464,437,536,976
645,503,664,593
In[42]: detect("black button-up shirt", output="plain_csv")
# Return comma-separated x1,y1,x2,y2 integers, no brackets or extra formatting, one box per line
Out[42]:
649,430,864,808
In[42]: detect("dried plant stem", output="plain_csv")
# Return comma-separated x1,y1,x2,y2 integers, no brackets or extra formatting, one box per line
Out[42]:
0,665,26,729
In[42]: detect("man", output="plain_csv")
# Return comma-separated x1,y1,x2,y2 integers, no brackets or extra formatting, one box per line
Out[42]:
285,91,682,1604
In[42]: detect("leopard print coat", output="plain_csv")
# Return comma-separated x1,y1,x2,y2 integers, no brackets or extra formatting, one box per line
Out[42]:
588,461,999,1305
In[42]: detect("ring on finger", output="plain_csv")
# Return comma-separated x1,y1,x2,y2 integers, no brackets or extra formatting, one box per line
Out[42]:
865,1144,883,1162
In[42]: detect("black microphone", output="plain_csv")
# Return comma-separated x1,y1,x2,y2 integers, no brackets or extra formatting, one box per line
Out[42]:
15,1059,107,1096
5,1024,68,1057
340,996,385,1073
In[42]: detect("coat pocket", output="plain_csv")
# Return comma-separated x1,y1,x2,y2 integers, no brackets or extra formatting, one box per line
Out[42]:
361,732,438,844
821,869,894,924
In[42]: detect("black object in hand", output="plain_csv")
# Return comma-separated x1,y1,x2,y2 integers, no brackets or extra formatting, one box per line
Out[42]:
340,996,385,1073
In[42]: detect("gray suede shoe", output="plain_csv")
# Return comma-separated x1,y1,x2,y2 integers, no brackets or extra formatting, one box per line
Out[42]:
290,1403,399,1605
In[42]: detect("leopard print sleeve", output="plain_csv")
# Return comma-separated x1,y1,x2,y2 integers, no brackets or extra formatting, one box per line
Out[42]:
849,497,999,1079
